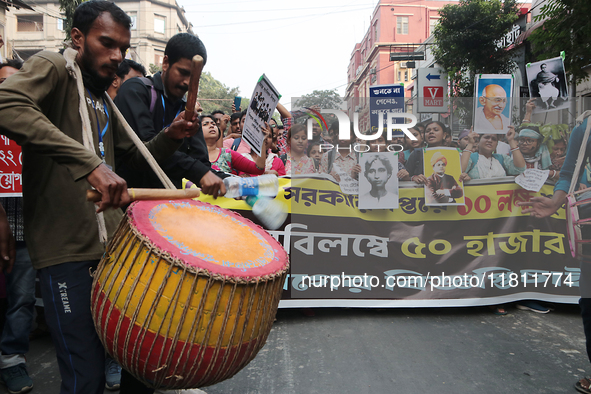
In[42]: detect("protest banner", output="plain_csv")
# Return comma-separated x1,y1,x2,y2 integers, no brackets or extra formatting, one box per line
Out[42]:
197,176,579,308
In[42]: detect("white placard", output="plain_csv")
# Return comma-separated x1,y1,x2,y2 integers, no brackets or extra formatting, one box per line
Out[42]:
242,74,280,156
333,164,359,195
515,169,549,192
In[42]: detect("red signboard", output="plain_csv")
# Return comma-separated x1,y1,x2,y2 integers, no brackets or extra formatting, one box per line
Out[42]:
0,136,22,196
423,86,444,107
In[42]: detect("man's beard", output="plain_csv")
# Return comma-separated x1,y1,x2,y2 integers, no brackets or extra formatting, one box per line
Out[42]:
80,43,116,94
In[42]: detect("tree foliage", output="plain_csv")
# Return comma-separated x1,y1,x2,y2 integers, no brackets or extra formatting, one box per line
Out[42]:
529,0,591,84
149,63,162,75
59,0,86,41
295,89,342,109
197,71,241,115
433,0,519,96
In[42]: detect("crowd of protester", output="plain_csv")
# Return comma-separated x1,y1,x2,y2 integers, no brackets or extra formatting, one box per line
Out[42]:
0,2,580,392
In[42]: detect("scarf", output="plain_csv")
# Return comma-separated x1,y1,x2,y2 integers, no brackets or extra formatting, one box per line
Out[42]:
519,129,552,169
476,154,506,178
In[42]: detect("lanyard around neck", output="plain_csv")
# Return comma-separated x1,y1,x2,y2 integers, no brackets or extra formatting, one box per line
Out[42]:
86,89,109,159
161,95,182,128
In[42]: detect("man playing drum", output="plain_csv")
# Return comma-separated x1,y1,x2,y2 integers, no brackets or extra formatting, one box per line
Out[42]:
520,113,591,394
115,33,228,195
0,1,200,393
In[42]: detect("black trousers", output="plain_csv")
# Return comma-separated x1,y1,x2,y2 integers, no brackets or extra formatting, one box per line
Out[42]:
120,369,154,394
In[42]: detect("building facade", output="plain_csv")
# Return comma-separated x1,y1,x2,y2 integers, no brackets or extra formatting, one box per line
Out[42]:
3,0,192,71
345,0,459,133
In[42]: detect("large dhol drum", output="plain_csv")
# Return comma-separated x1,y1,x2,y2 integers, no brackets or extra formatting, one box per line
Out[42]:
91,199,289,389
566,191,591,259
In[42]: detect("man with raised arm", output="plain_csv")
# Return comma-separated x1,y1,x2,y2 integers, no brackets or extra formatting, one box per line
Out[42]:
115,33,227,196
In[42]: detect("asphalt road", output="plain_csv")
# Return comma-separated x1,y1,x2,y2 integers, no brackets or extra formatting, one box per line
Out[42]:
14,303,589,394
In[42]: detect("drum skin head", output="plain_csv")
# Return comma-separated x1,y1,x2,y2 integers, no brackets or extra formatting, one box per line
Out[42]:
128,199,288,279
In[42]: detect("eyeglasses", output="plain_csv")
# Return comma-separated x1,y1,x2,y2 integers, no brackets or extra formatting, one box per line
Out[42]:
518,138,537,145
484,97,507,104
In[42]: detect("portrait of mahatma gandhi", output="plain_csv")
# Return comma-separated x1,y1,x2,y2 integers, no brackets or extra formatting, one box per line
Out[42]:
473,76,513,134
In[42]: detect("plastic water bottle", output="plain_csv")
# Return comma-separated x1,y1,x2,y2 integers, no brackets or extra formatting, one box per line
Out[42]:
245,196,288,230
223,174,279,198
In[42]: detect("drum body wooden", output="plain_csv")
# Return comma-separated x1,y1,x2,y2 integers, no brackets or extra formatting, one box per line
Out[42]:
91,200,288,389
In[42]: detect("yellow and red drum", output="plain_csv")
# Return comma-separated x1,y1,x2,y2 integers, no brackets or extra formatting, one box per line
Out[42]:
91,199,289,389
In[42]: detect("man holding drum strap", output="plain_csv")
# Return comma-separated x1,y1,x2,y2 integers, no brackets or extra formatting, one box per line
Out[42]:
0,1,201,393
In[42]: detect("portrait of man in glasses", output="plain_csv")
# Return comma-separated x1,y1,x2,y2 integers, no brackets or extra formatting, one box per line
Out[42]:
474,83,511,133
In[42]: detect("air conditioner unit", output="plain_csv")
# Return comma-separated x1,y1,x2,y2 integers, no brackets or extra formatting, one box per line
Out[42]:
399,62,407,69
370,67,376,74
354,105,360,112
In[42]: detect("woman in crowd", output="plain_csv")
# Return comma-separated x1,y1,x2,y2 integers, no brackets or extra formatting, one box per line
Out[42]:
517,127,560,180
202,114,267,176
406,121,449,183
308,141,323,173
401,126,424,164
240,128,286,176
460,128,525,180
460,128,526,315
321,122,358,180
285,124,316,175
549,138,567,173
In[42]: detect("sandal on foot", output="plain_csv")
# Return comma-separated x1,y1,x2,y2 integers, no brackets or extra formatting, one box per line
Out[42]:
575,377,591,394
489,306,508,315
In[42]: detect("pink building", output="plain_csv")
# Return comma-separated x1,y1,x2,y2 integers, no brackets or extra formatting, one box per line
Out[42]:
346,0,459,132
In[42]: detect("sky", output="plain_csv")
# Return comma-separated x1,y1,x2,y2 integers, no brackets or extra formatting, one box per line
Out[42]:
178,0,533,111
178,0,378,110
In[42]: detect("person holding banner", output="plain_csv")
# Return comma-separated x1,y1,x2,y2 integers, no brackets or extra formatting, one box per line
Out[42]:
241,129,286,176
516,127,559,180
460,128,525,180
401,126,424,164
202,114,266,176
285,124,315,175
407,121,450,183
519,113,591,393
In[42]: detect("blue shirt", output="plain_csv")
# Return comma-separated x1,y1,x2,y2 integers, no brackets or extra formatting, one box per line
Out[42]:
555,117,591,194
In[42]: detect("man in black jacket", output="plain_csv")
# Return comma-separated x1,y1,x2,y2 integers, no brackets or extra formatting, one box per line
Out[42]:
115,33,226,196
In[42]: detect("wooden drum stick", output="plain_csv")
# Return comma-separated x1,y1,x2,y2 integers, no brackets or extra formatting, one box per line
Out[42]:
87,188,201,202
185,55,204,121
